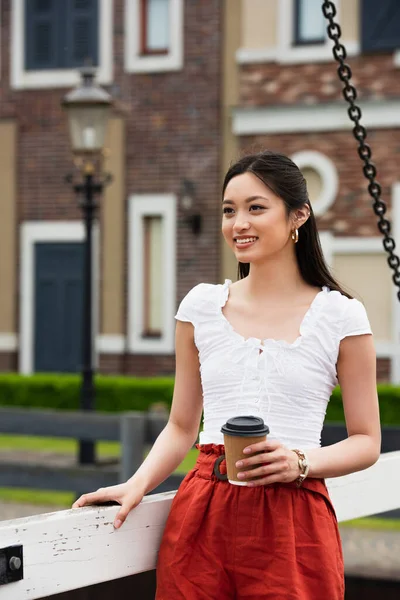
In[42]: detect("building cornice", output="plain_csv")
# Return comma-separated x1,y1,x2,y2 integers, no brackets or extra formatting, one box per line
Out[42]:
233,100,400,135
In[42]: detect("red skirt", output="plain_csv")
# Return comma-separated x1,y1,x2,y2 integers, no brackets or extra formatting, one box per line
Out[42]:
156,444,344,600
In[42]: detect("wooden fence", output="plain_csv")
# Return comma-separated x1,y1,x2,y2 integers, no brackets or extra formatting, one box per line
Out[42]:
1,410,400,598
0,407,183,494
0,451,400,599
1,406,399,503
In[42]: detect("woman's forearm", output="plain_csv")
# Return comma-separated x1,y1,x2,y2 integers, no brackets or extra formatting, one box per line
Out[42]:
307,434,381,479
127,421,197,495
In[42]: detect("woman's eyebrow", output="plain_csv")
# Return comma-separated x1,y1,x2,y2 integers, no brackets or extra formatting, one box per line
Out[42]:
222,195,270,205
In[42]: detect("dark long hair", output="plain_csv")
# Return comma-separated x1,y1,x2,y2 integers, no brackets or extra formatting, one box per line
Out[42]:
222,150,351,298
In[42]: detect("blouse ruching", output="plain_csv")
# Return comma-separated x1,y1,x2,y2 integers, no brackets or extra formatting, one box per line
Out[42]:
175,280,372,448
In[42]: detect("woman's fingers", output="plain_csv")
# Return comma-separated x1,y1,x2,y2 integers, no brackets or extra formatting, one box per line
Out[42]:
72,484,144,530
72,487,117,509
114,502,133,529
243,439,281,455
236,448,283,469
238,460,286,481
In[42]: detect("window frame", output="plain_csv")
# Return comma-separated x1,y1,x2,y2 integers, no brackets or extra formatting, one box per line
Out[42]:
291,150,338,216
293,0,326,47
128,194,177,354
11,0,113,89
125,0,183,73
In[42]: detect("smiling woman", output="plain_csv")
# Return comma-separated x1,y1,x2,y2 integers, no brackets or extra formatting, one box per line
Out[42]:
72,150,380,600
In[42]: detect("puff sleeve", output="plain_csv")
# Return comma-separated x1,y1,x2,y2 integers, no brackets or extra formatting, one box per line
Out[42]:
339,298,372,341
174,284,204,325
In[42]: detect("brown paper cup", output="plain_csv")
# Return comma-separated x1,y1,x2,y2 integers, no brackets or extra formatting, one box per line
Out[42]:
221,416,270,486
223,433,267,485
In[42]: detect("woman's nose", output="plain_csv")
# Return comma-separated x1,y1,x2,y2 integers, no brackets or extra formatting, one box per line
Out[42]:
233,218,250,232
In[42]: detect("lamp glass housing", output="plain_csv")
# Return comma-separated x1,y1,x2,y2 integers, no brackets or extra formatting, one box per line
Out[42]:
63,68,112,155
66,104,111,153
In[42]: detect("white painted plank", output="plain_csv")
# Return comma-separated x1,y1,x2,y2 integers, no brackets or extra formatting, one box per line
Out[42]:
327,451,400,522
0,492,175,600
1,453,400,599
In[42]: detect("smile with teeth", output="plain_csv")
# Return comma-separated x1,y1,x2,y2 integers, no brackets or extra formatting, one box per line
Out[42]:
235,237,258,245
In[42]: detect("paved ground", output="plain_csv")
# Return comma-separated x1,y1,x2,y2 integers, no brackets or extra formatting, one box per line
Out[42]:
0,500,65,521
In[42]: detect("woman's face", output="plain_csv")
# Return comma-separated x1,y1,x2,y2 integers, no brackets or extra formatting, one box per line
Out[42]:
222,172,296,264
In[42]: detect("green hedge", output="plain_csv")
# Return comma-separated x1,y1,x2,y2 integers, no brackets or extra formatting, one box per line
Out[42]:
0,375,399,425
0,374,174,413
325,385,399,425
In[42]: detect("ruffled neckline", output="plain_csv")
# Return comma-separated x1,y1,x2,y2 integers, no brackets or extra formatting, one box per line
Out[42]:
218,279,329,349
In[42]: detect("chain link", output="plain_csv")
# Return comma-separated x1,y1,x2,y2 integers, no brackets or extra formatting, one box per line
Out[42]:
322,0,400,301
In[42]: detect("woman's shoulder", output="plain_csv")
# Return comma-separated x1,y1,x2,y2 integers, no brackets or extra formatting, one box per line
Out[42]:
325,288,372,339
175,280,230,324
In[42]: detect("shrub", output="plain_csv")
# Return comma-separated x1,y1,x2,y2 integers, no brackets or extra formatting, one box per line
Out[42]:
0,374,174,413
0,375,398,425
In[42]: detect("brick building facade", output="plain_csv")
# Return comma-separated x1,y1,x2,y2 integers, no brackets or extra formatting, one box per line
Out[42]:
222,0,400,383
0,0,399,382
0,0,222,376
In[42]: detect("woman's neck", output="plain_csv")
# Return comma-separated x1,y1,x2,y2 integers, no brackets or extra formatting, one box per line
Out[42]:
241,255,309,300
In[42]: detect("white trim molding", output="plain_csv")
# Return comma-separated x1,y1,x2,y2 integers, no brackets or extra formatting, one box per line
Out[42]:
291,151,338,216
124,0,184,73
0,334,18,352
128,194,177,354
19,222,99,374
96,334,126,354
236,41,359,65
233,100,400,136
11,0,113,89
393,50,400,68
319,233,386,269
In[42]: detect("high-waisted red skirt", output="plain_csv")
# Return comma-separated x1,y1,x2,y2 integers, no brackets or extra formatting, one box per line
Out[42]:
156,444,344,599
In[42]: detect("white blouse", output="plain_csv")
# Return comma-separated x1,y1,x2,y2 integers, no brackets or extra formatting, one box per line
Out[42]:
175,279,372,448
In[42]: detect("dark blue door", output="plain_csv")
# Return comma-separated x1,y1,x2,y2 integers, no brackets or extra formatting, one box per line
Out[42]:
34,242,84,373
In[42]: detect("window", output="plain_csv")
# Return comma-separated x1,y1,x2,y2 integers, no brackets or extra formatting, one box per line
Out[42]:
294,0,326,46
12,0,113,89
25,0,98,71
362,0,400,53
128,194,176,354
140,0,170,55
125,0,183,73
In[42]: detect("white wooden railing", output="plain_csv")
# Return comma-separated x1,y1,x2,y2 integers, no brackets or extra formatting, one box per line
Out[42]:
1,451,400,599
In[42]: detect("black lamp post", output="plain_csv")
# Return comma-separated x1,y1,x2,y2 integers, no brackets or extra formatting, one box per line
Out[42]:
62,68,113,465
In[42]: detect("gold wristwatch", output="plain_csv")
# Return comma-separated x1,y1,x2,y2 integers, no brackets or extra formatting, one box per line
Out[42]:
292,449,310,487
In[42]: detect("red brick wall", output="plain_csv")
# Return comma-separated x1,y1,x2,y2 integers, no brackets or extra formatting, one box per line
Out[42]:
99,353,175,377
0,352,18,371
239,53,400,107
236,52,399,384
0,0,223,376
239,128,399,237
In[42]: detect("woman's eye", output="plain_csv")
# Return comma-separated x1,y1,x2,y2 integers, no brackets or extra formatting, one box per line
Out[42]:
223,207,234,214
249,205,265,211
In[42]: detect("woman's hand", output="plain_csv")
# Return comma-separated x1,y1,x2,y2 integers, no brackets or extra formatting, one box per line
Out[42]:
72,480,145,529
235,439,301,487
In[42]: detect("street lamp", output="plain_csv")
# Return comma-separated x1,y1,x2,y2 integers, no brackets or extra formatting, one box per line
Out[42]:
62,67,113,465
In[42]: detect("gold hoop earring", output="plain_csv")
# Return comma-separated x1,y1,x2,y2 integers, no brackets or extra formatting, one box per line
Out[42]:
291,228,299,244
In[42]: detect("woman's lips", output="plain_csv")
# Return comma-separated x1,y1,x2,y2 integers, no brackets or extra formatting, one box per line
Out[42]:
234,237,258,249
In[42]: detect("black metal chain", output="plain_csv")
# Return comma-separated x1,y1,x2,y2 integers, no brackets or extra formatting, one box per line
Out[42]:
322,0,400,300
